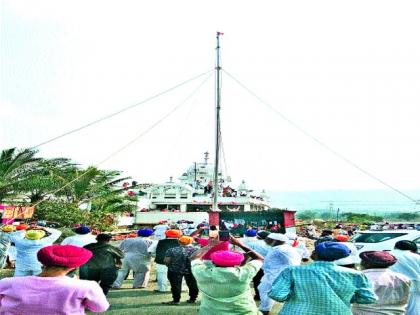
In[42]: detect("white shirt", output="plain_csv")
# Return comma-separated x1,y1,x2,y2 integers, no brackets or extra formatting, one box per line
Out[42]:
291,240,310,260
352,268,411,315
247,239,271,257
61,233,97,247
334,242,360,266
153,225,169,239
262,244,301,280
390,249,420,297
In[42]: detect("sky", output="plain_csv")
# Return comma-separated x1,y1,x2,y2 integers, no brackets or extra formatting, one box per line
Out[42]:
1,0,420,202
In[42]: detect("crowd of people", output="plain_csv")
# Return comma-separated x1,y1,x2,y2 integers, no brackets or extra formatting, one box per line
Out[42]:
0,221,419,315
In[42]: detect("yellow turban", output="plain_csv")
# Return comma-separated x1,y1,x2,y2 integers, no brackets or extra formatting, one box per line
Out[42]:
1,225,15,233
25,230,46,240
178,236,193,245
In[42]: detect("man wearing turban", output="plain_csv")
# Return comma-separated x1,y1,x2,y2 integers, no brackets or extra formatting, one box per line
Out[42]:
390,241,420,315
190,235,264,314
0,244,109,314
353,251,411,315
162,236,198,305
80,234,124,295
112,228,154,289
148,229,182,292
0,225,15,268
61,225,97,247
7,225,62,277
258,233,302,314
269,242,377,315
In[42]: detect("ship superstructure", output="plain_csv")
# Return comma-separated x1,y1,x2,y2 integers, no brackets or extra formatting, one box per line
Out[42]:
142,152,270,212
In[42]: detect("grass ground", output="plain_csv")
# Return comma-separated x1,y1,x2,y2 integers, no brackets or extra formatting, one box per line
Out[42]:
1,269,282,315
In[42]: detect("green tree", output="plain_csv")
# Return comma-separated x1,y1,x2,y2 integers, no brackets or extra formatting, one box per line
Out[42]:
34,201,88,227
14,158,76,203
0,148,40,201
320,211,333,220
397,212,420,222
297,210,317,221
342,212,384,224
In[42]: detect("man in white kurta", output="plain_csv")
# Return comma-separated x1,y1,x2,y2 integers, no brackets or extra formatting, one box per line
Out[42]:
8,227,62,276
61,225,97,247
353,250,411,315
113,229,153,289
258,233,301,314
389,241,420,315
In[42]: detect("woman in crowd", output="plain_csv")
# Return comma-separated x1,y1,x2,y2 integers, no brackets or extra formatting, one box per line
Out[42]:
0,244,109,314
191,235,264,315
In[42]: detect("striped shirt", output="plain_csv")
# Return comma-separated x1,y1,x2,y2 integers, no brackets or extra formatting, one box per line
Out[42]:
269,261,377,315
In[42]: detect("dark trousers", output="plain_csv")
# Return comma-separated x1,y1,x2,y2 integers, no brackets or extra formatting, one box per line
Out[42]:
253,268,264,300
79,266,117,295
167,271,199,302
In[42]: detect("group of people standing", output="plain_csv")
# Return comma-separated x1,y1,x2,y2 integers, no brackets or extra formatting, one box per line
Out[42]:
0,222,419,315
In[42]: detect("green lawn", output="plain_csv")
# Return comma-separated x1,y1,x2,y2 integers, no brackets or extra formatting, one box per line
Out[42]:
102,279,200,315
1,269,282,315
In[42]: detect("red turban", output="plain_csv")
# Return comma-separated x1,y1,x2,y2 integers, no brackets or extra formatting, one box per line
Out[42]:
165,229,182,238
210,250,244,267
16,224,28,231
335,235,350,242
37,245,93,268
359,251,397,268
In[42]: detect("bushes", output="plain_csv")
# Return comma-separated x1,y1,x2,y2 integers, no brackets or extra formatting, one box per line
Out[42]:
34,201,88,227
34,200,118,231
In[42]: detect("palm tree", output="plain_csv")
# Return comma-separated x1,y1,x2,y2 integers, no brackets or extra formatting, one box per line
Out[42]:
0,148,40,202
61,167,136,211
14,157,77,203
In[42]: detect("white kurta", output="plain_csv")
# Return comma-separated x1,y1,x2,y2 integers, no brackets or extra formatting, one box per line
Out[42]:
9,228,62,276
113,237,153,288
258,244,302,311
389,249,420,315
61,233,97,247
352,268,411,315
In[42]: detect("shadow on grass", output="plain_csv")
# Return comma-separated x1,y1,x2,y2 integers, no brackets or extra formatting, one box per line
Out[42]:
109,302,199,311
108,289,162,298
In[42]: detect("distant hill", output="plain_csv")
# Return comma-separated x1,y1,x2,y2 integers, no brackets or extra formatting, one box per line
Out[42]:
268,189,420,214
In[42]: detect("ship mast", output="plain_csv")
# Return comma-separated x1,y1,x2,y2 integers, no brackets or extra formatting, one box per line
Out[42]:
212,32,223,212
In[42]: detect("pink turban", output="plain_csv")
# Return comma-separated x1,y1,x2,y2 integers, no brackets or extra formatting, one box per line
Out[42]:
202,241,230,260
210,250,245,267
37,245,93,268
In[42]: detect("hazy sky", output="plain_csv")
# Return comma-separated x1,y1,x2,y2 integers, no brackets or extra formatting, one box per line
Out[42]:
1,0,420,197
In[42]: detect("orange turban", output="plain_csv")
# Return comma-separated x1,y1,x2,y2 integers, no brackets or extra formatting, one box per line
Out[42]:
178,236,193,245
165,229,182,238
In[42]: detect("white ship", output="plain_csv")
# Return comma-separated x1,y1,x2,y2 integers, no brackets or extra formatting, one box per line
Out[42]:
140,152,270,213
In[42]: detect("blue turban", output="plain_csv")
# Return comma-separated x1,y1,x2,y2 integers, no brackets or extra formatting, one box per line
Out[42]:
75,225,91,235
245,229,257,237
138,229,153,237
315,241,351,261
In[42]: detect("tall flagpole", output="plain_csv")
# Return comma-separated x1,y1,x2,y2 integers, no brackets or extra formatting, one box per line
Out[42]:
212,32,223,212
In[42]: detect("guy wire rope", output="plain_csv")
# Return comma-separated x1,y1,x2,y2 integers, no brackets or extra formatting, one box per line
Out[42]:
222,69,417,203
32,72,213,208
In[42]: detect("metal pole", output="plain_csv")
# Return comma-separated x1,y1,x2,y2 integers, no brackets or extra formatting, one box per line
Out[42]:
212,32,223,212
